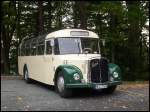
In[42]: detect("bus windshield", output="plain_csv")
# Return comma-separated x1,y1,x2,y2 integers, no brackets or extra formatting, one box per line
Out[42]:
55,37,99,55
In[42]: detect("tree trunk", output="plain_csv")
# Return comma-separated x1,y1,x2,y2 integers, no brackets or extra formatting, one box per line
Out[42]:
1,26,10,74
73,2,78,28
1,46,9,74
36,1,44,36
56,2,63,30
78,1,88,29
126,1,141,80
109,12,117,63
1,1,17,74
16,1,21,74
95,13,104,56
48,1,52,31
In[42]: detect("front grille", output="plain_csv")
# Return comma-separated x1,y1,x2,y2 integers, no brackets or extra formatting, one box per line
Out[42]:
90,59,100,83
99,58,109,82
90,58,109,83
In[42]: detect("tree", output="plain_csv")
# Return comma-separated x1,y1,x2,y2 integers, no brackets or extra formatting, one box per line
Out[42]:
79,1,88,29
126,1,142,80
36,1,44,36
1,1,149,81
1,1,17,74
126,1,149,80
72,1,90,29
47,1,52,31
73,1,78,28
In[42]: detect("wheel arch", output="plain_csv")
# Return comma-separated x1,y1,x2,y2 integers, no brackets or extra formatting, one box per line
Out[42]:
54,66,63,86
54,65,83,86
108,63,122,81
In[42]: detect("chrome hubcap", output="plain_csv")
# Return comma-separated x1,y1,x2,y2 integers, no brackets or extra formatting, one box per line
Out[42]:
57,76,64,92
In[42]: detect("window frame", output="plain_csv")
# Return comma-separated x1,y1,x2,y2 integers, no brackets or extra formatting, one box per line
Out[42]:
30,38,37,56
54,38,60,55
45,38,54,55
25,39,31,56
36,36,45,55
20,40,26,56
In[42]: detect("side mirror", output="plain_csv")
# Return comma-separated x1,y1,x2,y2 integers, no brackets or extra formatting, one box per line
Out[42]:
102,39,105,46
100,39,105,46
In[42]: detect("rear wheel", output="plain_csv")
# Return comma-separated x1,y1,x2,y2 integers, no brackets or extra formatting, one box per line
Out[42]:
102,85,117,94
56,72,72,98
23,67,31,83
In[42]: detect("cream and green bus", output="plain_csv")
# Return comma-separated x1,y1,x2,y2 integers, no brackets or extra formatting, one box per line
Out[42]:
18,29,122,97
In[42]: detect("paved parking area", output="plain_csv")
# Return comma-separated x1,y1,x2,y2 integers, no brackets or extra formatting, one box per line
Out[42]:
1,79,149,111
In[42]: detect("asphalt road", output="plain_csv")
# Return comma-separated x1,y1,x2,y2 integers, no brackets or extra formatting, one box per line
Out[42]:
1,79,149,111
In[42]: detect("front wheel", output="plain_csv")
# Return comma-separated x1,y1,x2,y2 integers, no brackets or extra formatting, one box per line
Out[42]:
102,85,117,94
56,72,72,98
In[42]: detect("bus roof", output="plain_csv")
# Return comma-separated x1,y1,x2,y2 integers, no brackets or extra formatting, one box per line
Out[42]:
46,29,99,39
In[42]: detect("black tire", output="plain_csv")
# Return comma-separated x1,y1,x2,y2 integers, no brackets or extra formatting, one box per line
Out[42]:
23,67,31,83
102,85,117,94
56,71,72,98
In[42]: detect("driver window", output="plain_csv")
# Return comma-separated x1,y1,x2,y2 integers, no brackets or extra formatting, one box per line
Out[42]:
46,40,52,54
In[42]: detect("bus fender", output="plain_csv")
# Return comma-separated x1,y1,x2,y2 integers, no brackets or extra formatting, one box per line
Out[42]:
54,65,83,85
108,63,122,81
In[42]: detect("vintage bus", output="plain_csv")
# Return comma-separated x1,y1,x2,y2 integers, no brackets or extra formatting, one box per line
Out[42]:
18,29,122,97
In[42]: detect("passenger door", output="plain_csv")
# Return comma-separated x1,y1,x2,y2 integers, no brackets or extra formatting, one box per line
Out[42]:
43,39,54,85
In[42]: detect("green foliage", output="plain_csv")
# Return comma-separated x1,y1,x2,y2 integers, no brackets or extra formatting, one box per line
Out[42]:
1,1,149,80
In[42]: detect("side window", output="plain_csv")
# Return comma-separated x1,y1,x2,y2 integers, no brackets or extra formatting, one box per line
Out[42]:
31,39,37,56
25,40,31,56
46,40,52,54
37,38,45,55
21,42,25,56
54,39,59,54
37,44,44,55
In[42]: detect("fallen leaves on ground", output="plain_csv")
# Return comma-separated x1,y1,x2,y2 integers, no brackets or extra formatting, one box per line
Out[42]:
117,83,149,90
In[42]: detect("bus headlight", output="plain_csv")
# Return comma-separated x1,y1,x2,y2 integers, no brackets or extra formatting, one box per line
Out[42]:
113,72,118,78
73,73,80,80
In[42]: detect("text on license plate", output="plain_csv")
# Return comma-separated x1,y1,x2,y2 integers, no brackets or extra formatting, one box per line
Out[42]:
95,85,108,89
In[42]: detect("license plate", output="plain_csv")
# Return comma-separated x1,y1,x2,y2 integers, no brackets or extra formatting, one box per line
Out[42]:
95,85,108,89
